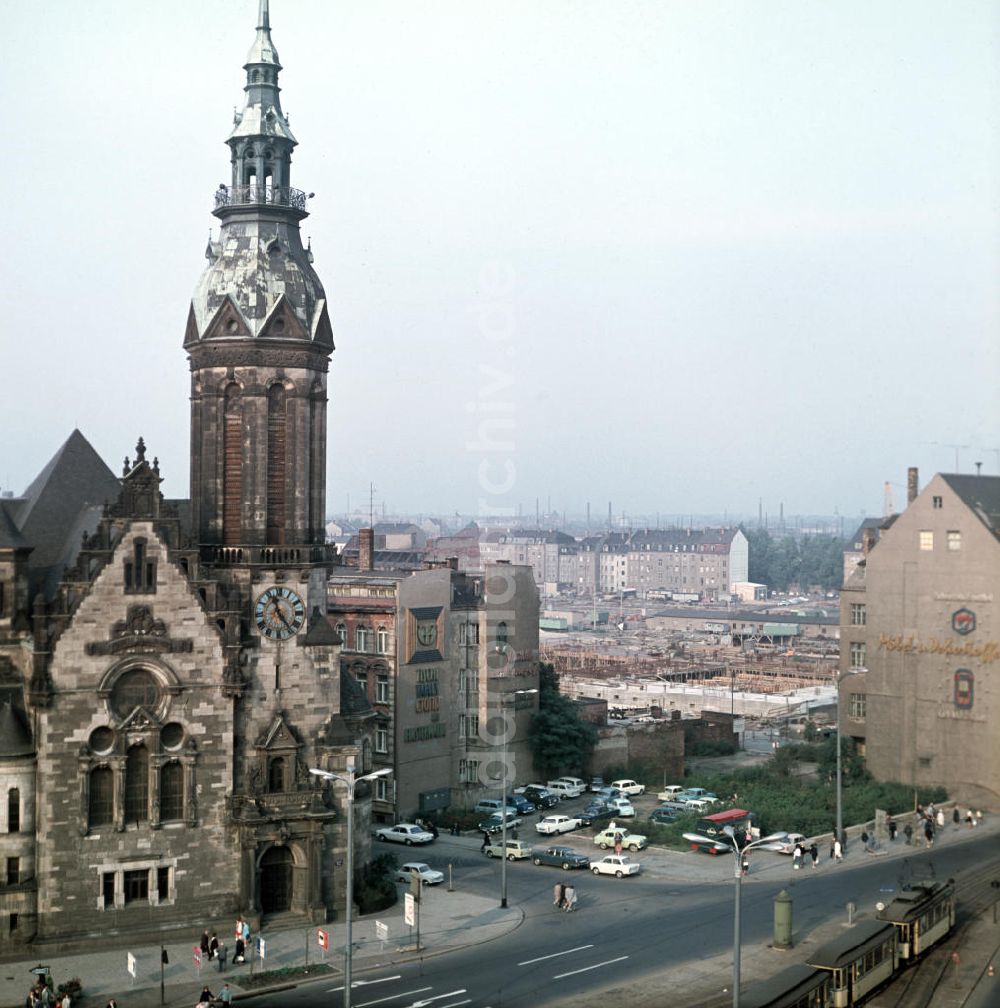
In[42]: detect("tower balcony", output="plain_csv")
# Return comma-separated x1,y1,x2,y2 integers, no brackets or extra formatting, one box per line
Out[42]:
214,184,309,212
199,543,339,568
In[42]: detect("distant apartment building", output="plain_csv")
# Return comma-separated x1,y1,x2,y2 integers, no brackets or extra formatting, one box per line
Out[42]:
328,555,540,822
479,529,576,592
839,469,1000,808
625,527,748,602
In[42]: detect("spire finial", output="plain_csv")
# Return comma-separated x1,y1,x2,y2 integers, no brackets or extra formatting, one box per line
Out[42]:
258,0,270,31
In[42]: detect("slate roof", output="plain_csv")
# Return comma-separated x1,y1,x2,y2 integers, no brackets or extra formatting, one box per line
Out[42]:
941,474,1000,536
627,527,739,549
12,430,121,599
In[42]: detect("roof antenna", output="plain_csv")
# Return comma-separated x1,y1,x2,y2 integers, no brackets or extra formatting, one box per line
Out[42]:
975,461,982,476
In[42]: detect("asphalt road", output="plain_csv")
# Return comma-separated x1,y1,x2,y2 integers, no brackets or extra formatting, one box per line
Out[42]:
245,827,1000,1008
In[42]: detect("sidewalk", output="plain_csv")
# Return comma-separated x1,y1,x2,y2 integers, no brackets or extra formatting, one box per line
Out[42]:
0,875,522,1008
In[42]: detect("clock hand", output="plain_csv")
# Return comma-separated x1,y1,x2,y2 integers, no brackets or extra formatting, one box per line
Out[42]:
274,605,292,628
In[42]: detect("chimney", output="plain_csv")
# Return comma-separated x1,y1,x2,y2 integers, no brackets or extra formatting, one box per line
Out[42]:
359,528,374,571
907,467,918,505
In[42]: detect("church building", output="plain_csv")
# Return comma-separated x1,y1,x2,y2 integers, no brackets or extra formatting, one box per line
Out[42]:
0,2,375,953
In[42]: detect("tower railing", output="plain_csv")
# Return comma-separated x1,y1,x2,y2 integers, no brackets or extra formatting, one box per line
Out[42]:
200,543,338,567
214,184,308,211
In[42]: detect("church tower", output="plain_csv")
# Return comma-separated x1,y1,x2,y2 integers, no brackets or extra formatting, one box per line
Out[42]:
185,0,334,553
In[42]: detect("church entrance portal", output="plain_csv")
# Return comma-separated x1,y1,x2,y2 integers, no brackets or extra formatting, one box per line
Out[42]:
260,845,293,914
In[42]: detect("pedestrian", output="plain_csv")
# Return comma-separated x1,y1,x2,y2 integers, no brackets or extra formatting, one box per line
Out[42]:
234,936,245,964
888,816,897,841
953,807,961,830
563,884,577,912
833,838,842,860
106,1001,118,1008
741,853,750,876
976,810,983,826
234,916,243,941
829,838,834,859
792,844,802,870
209,932,219,961
903,822,913,845
217,941,228,972
614,832,623,857
511,824,519,841
451,821,460,836
809,842,818,868
924,820,934,848
966,810,974,829
429,821,439,839
198,986,213,1007
936,809,945,830
241,918,250,945
609,819,617,833
481,829,490,852
60,993,70,1008
218,984,232,1007
200,929,211,961
553,882,564,907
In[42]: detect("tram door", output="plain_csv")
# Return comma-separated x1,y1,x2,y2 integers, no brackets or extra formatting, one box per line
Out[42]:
260,846,293,913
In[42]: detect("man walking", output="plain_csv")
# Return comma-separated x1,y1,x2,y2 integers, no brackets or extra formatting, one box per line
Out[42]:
480,829,490,853
809,842,819,868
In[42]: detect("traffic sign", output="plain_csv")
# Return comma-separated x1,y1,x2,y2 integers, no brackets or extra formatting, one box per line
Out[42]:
256,936,266,960
192,944,202,968
375,921,388,941
404,892,415,927
29,967,50,977
317,929,329,950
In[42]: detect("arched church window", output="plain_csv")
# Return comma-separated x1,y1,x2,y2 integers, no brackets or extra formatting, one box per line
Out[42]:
267,756,286,793
160,761,184,821
7,788,20,833
124,745,149,824
89,767,114,828
266,384,287,545
111,668,162,719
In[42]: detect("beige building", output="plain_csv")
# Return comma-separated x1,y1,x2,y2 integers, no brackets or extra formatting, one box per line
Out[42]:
329,560,540,822
840,470,1000,807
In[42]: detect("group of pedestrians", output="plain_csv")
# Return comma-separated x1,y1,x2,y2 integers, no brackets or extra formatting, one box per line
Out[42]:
552,882,578,912
195,983,233,1008
24,981,70,1008
791,842,819,869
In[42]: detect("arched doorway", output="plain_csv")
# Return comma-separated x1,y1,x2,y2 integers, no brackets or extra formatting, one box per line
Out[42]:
260,845,293,914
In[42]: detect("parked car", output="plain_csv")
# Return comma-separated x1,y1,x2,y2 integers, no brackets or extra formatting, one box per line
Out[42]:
394,862,444,885
592,786,625,803
677,788,718,804
775,832,808,855
504,794,537,815
478,811,519,834
593,828,648,851
610,779,646,796
375,823,435,846
682,799,712,813
590,776,606,792
649,808,678,825
535,814,583,835
657,785,684,801
531,845,591,870
485,838,532,860
546,778,585,799
582,802,617,824
658,801,692,815
606,797,636,817
522,786,559,809
592,854,641,878
474,799,519,817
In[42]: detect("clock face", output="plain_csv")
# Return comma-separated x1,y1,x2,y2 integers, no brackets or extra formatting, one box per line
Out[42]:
416,621,437,647
254,586,305,640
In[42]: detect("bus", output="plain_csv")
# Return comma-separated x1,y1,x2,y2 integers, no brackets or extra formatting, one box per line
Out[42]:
695,808,755,841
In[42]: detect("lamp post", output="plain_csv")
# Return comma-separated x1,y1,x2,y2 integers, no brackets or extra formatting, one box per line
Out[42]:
497,685,538,909
683,827,787,1008
309,763,392,1008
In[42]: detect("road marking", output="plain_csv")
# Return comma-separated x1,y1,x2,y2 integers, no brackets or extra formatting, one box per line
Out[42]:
409,991,467,1007
519,944,594,966
356,988,431,1006
553,955,629,979
354,976,402,987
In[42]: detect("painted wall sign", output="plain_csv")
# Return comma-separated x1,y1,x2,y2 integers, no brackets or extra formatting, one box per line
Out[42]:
951,609,976,635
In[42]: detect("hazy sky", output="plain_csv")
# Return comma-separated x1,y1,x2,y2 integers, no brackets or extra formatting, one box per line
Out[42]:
2,1,997,524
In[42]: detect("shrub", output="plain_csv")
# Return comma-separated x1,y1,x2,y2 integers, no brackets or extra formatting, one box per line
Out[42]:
354,852,398,914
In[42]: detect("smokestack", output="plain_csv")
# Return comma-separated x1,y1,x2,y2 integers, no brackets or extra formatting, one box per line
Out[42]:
907,467,918,505
359,528,374,571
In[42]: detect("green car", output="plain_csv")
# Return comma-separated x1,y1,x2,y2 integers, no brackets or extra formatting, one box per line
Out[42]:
593,828,648,851
531,845,591,870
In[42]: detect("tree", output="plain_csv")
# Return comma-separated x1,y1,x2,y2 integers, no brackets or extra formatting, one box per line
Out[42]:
530,663,598,778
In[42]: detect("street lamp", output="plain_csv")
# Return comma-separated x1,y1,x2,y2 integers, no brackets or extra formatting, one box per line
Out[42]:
497,686,538,909
683,826,787,1008
309,763,393,1008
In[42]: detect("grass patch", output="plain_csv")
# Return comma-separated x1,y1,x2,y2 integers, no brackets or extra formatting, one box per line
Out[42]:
241,963,335,989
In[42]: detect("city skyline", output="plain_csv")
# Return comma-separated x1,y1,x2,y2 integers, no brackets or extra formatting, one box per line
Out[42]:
3,0,997,518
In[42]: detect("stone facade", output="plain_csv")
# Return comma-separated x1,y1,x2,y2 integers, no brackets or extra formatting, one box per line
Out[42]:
840,472,1000,807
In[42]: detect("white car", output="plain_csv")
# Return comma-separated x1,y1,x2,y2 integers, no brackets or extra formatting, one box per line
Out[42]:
395,862,444,885
375,823,434,845
657,785,684,801
535,814,583,835
591,854,641,878
776,832,808,855
610,779,646,796
593,828,648,851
